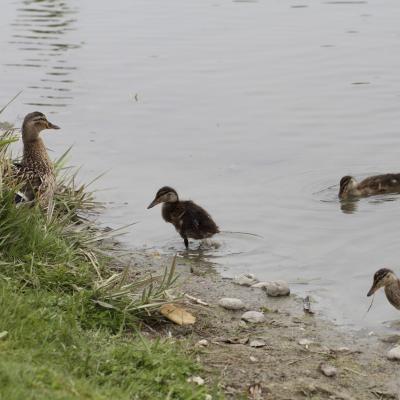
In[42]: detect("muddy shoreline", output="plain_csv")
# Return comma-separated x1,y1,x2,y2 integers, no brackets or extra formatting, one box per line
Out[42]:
129,250,400,399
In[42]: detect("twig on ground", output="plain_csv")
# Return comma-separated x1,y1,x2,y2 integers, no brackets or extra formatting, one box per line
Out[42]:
184,294,209,306
287,355,313,366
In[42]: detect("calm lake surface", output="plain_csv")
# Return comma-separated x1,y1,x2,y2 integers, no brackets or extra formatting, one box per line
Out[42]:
2,0,400,330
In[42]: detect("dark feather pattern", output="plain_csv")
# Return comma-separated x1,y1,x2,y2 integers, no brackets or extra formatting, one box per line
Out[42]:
357,173,400,194
340,173,400,198
12,162,43,202
162,200,219,241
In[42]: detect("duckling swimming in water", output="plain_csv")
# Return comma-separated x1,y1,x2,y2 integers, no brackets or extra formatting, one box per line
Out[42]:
147,186,219,249
339,174,400,199
367,268,400,311
13,111,60,206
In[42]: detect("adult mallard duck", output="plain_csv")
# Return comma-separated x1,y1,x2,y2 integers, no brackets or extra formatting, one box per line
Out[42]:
339,174,400,199
13,111,60,206
367,268,400,310
147,186,219,249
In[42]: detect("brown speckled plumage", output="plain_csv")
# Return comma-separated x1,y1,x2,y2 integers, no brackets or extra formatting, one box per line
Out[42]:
339,173,400,199
13,111,59,207
147,186,219,249
384,282,400,310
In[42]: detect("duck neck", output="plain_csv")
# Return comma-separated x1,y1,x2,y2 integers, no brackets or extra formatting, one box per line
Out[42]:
162,201,179,211
162,201,179,222
384,279,400,310
22,137,52,170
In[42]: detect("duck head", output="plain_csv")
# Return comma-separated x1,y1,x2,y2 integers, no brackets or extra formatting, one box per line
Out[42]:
367,268,397,296
339,175,358,199
147,186,179,209
22,111,60,143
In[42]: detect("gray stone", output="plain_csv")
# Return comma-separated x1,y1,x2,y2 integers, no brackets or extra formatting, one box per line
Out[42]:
218,297,245,310
319,362,337,377
241,311,265,323
259,280,290,297
233,274,259,286
387,346,400,361
249,339,267,348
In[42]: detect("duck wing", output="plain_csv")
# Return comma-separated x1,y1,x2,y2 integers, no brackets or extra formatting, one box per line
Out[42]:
359,173,400,194
180,201,219,240
11,162,42,202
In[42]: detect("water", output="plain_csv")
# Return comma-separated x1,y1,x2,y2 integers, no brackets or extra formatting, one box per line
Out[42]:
2,0,400,330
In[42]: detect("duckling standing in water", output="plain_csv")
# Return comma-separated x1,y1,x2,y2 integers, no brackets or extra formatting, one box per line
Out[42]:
13,111,60,207
367,268,400,310
339,174,400,199
147,186,219,249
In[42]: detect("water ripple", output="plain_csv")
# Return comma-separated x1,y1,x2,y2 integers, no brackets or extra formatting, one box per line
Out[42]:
5,0,81,110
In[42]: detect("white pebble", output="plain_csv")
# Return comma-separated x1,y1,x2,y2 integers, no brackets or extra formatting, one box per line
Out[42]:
241,311,265,324
196,339,209,347
187,376,205,385
249,356,258,362
249,339,266,348
336,347,350,353
387,346,400,361
319,362,337,377
254,280,290,297
298,338,313,346
218,297,245,310
233,274,259,286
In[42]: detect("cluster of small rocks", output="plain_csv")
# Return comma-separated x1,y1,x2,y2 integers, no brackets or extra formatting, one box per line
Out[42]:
217,274,290,325
233,273,291,297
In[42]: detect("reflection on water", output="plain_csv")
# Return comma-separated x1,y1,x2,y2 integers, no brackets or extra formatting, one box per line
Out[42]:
6,0,80,109
339,194,400,214
340,199,359,214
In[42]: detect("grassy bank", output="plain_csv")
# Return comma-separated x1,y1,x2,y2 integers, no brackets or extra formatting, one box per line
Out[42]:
0,124,217,399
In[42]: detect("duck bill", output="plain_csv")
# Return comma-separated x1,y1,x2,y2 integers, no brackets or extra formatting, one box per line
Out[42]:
47,121,60,130
147,198,160,209
367,284,378,297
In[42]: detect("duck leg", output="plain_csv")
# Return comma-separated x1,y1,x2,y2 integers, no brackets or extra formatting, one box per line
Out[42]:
184,237,189,249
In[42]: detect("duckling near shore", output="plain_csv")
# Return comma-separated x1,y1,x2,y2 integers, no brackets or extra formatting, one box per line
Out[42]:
147,186,219,249
13,111,60,206
367,268,400,311
339,174,400,199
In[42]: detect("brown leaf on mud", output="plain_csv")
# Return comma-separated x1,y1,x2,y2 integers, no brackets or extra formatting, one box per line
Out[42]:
160,303,196,325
